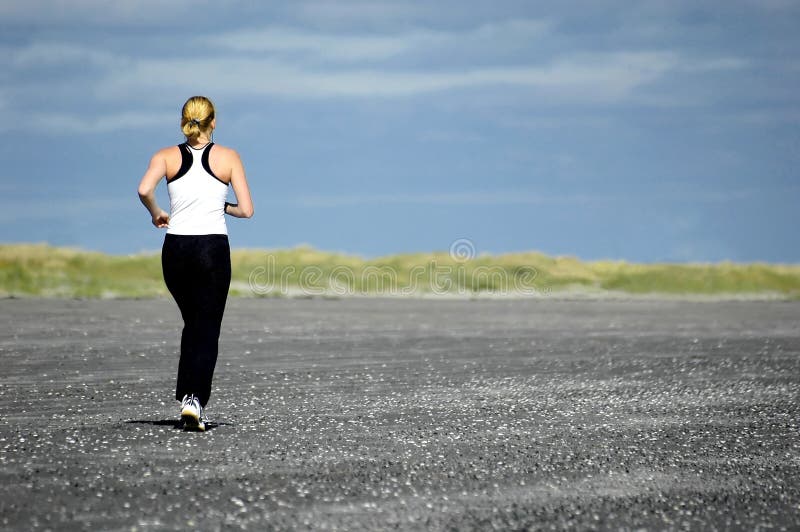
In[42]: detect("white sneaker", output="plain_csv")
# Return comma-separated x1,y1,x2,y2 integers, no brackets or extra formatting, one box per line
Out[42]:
180,394,207,432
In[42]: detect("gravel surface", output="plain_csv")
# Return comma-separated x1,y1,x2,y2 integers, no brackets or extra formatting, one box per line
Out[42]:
1,297,799,531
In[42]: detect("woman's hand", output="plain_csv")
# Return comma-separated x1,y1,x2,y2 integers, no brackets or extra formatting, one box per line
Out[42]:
152,209,170,229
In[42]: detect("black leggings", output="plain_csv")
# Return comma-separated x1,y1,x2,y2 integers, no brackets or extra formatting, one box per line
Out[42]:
161,233,231,407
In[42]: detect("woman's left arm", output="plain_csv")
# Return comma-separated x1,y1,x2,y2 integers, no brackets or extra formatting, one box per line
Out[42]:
137,152,170,228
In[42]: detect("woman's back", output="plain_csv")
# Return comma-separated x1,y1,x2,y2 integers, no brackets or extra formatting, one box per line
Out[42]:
165,142,229,235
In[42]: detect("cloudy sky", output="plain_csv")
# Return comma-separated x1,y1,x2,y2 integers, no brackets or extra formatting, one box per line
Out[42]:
1,0,798,262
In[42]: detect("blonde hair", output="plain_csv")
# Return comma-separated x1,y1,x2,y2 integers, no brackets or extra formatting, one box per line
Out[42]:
180,96,215,139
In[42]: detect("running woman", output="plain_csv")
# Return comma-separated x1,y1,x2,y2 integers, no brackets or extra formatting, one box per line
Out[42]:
137,96,254,431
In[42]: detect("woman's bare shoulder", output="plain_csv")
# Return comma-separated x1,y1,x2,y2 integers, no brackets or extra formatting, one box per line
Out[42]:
151,145,181,161
210,143,242,161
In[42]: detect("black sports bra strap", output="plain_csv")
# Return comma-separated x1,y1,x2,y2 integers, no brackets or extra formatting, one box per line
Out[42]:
167,143,193,183
201,143,228,186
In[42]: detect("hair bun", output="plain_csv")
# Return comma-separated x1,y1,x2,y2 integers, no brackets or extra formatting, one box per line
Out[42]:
181,96,216,139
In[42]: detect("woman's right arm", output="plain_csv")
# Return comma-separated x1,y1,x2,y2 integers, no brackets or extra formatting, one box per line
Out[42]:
137,151,170,228
226,150,254,218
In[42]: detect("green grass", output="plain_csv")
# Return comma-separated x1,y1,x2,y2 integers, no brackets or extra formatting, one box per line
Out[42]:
2,243,799,299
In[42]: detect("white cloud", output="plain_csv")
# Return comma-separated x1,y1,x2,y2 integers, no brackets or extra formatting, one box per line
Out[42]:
292,184,792,209
9,42,121,69
291,192,615,207
741,0,799,10
98,51,677,101
207,27,443,61
0,0,201,25
207,19,550,62
12,111,171,135
291,1,433,27
0,40,688,134
679,57,749,72
730,109,800,125
0,16,759,135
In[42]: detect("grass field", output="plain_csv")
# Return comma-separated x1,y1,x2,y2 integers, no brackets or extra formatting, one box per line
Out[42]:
1,242,799,299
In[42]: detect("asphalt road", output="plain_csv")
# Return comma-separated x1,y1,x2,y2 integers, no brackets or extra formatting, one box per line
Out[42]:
1,297,799,531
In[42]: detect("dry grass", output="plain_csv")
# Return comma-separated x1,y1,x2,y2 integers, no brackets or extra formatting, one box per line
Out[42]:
2,243,799,299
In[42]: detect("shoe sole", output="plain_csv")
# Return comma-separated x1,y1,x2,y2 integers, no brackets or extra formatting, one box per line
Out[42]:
181,406,206,432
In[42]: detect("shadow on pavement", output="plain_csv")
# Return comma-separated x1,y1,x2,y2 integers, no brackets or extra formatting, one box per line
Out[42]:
123,420,230,431
124,419,183,429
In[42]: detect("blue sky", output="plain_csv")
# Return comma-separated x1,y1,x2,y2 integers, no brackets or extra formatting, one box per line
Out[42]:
1,0,798,262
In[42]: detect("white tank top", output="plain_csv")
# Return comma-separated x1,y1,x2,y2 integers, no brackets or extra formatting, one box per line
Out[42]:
166,142,229,235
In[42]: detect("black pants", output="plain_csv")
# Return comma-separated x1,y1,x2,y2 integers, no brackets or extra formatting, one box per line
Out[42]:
161,233,231,407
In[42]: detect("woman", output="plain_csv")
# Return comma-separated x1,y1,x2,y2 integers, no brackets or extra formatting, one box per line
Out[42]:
137,95,254,431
